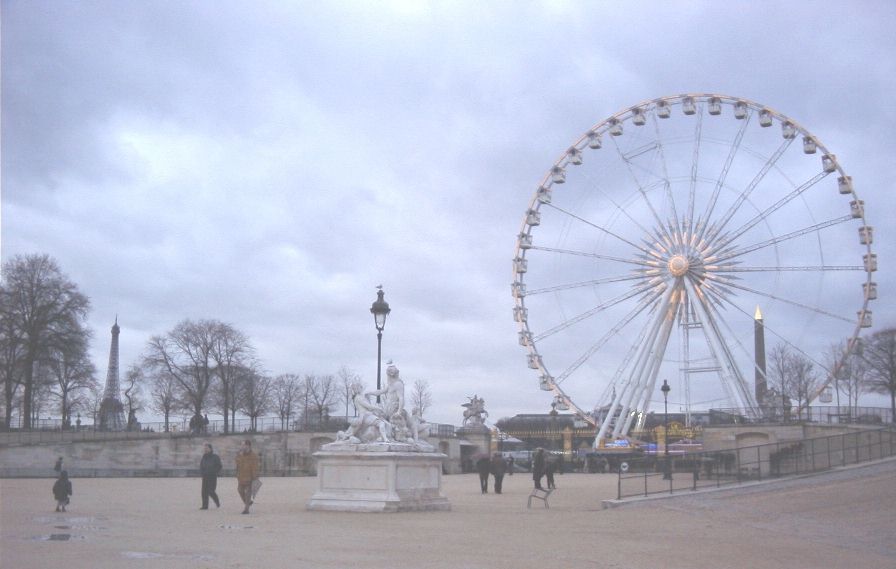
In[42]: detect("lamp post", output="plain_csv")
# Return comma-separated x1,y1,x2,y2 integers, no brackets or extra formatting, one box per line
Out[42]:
370,286,391,403
661,379,672,480
548,400,560,453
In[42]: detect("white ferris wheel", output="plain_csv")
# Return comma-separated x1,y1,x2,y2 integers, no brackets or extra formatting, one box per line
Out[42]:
512,94,876,445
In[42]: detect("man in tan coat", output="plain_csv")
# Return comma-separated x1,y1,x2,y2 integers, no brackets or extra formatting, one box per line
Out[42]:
235,439,259,514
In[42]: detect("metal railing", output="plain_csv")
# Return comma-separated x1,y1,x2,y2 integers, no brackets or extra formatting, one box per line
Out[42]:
0,416,461,446
617,426,896,500
708,406,892,426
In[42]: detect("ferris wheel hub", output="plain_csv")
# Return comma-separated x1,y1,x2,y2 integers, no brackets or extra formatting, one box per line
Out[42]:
668,255,690,277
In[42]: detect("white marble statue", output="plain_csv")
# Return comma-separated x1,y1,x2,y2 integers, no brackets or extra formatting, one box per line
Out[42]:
332,362,433,451
462,394,488,426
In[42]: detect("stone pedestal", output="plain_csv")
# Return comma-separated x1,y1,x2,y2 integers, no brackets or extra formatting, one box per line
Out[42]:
307,445,450,512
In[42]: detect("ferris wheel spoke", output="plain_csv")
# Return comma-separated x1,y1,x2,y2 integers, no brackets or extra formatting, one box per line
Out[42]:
610,136,678,246
715,214,855,262
525,273,646,296
713,289,829,373
648,115,681,236
697,110,752,243
575,169,664,245
684,278,757,413
707,277,856,323
706,136,795,243
685,107,704,236
553,284,665,385
544,202,652,254
709,170,832,255
699,285,764,364
717,265,863,273
528,245,654,268
532,282,658,343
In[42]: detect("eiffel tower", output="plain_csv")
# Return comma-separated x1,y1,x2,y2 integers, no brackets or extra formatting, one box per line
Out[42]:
98,317,126,431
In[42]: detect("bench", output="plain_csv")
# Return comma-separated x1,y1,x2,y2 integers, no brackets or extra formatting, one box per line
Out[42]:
527,487,554,509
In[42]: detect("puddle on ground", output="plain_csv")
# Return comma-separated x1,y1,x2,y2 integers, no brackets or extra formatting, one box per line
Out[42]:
34,515,107,524
122,552,213,561
31,534,87,542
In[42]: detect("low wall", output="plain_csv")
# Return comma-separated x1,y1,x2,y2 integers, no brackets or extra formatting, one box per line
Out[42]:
701,423,864,452
0,432,466,478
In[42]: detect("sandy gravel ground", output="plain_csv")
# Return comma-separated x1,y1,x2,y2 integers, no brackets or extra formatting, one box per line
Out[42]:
2,460,894,569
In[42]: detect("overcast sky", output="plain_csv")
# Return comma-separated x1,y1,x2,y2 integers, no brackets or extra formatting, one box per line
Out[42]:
3,1,894,425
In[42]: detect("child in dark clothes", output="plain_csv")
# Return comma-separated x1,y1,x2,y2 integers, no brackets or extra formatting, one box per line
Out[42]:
53,470,72,512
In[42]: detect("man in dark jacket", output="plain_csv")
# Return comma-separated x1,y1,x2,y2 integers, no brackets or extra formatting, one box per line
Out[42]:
491,452,507,494
476,455,491,494
53,470,72,512
199,443,223,509
532,448,546,490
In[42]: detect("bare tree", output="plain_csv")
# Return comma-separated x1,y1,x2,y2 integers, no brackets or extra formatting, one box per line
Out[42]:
410,378,433,417
272,373,303,430
337,366,360,418
311,373,338,426
824,340,867,414
863,328,896,421
83,382,104,426
209,322,255,433
122,365,145,430
299,374,316,430
240,369,272,432
147,368,180,432
0,254,91,427
30,359,57,426
143,319,217,419
47,342,97,429
769,343,818,419
0,292,26,427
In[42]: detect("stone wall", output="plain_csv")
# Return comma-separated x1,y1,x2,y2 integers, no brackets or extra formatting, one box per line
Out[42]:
0,432,466,478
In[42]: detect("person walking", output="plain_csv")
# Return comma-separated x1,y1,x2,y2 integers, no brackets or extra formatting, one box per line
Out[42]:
545,456,557,489
54,456,63,474
532,448,546,490
52,470,72,512
235,439,259,514
199,443,222,509
507,455,514,475
476,454,491,494
491,452,507,494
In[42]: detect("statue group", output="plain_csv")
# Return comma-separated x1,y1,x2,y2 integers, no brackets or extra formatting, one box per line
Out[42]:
333,362,433,451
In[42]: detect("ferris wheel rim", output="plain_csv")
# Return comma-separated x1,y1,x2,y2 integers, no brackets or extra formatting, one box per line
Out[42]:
512,93,876,432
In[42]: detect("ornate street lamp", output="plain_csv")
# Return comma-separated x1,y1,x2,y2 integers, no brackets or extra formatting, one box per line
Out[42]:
549,400,559,451
661,379,672,480
370,286,391,402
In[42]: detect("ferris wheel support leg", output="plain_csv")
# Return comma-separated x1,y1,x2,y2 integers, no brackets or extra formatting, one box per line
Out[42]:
596,311,665,446
613,285,680,438
610,315,664,439
684,279,759,415
620,290,679,435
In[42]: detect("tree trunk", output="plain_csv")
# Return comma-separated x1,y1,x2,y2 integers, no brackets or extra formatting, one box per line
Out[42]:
22,354,34,429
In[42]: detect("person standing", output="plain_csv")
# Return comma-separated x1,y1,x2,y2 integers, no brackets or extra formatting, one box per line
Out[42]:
53,470,72,512
235,439,259,514
476,454,491,494
199,443,222,509
507,455,514,475
491,452,507,494
545,456,557,490
54,456,63,474
532,448,546,490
